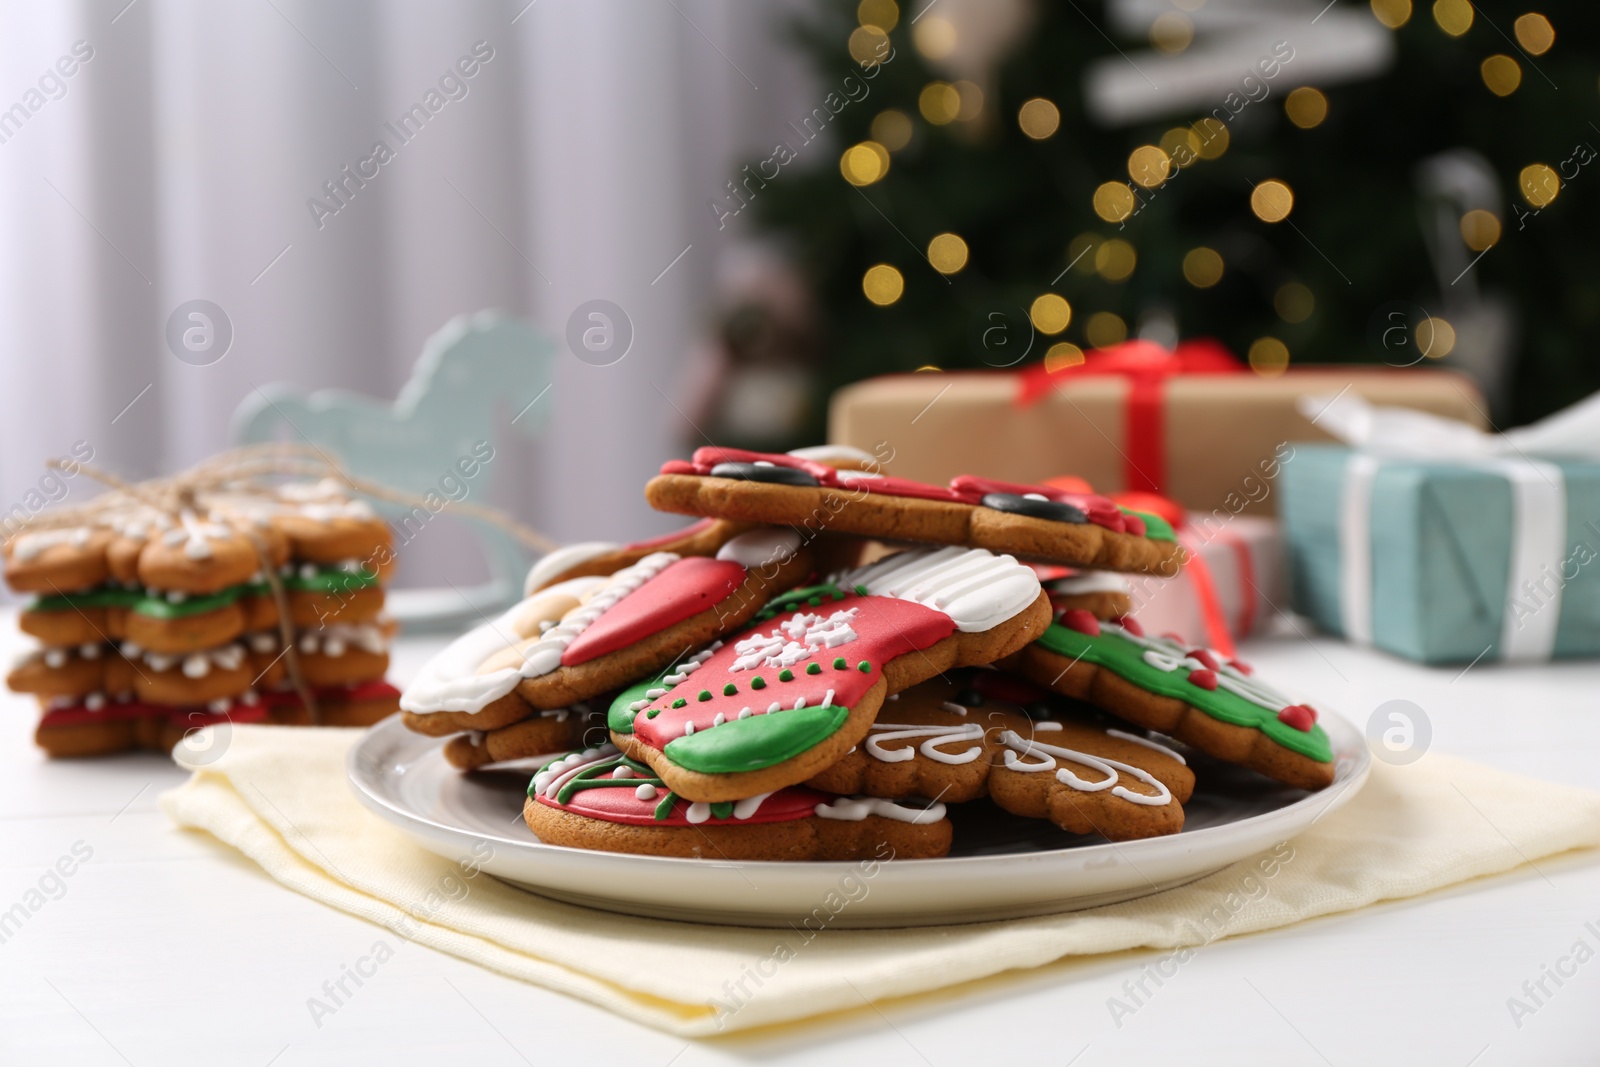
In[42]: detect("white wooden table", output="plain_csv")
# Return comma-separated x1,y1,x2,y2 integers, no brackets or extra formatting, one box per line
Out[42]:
2,611,1597,1066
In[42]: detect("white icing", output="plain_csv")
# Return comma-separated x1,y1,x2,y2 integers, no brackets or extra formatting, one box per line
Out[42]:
999,730,1172,807
539,708,571,722
522,541,619,597
839,546,1041,633
814,796,947,824
685,802,711,824
786,444,879,468
1049,571,1132,596
1106,621,1292,715
634,784,657,800
1106,728,1186,765
729,608,859,671
733,792,773,819
466,730,485,747
298,623,388,657
43,648,67,668
84,692,106,711
400,570,650,716
865,722,986,765
714,527,802,570
532,745,613,797
10,526,93,561
1033,721,1064,732
939,701,968,716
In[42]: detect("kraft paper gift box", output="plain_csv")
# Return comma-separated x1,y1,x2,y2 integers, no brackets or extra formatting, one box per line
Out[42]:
1280,393,1600,664
828,340,1487,518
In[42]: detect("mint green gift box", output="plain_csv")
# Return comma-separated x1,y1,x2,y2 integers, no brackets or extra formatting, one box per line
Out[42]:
1279,444,1600,664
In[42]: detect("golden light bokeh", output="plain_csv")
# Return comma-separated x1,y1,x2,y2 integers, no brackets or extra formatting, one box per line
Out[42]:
1029,294,1073,335
1018,98,1061,140
857,0,899,32
913,14,957,59
1482,55,1522,96
954,80,985,122
1248,337,1290,377
1150,12,1194,53
1085,312,1127,348
1370,0,1413,28
1182,247,1224,288
1514,12,1555,54
1095,239,1137,282
1432,0,1473,36
1459,209,1502,251
1520,163,1560,207
862,264,904,306
1250,180,1295,223
1417,316,1457,358
871,109,914,151
840,141,890,186
1068,234,1101,275
1275,283,1315,323
914,364,941,372
927,232,969,274
1285,87,1328,129
1128,145,1172,188
918,82,961,125
1093,182,1137,223
1161,127,1203,167
1194,117,1229,160
1044,342,1085,372
848,25,892,67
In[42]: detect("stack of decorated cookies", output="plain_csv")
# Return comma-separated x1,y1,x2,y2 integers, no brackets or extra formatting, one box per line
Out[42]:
6,478,401,757
401,445,1337,861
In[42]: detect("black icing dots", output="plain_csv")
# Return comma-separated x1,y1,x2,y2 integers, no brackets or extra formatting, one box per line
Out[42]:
980,492,1088,524
709,461,820,487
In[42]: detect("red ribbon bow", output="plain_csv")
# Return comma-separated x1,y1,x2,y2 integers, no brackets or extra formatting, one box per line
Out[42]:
1016,338,1243,495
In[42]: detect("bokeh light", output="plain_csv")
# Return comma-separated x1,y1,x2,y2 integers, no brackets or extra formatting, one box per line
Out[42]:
1085,311,1127,347
1481,55,1522,96
857,0,899,32
1514,12,1554,54
1275,283,1315,323
1044,342,1084,371
1128,145,1172,188
1418,316,1457,358
1432,0,1473,36
1520,163,1559,207
1018,98,1060,140
1182,247,1224,288
927,233,969,274
919,82,961,125
1249,337,1290,376
1250,180,1295,223
840,142,890,185
1093,182,1136,222
871,109,913,151
913,14,957,59
1459,209,1502,251
1095,239,1137,282
1285,87,1328,129
1029,294,1073,335
863,264,904,305
1370,0,1413,28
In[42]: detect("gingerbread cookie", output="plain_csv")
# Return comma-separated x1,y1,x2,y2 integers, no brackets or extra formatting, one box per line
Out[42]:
646,448,1183,574
806,670,1194,839
607,545,1051,802
523,745,950,860
1009,612,1335,790
442,704,604,771
1046,570,1134,621
402,528,813,739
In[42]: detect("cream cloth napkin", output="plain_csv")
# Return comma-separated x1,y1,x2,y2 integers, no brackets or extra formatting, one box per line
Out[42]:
161,724,1600,1037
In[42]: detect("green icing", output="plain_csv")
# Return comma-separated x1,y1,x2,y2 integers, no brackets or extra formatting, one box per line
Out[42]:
28,566,379,619
607,679,658,735
663,704,850,774
1036,623,1332,762
1122,508,1176,542
756,583,848,621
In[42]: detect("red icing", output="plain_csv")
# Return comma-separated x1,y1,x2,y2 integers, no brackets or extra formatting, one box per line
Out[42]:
633,593,956,752
538,777,827,826
1277,704,1316,732
665,450,1142,534
1189,648,1220,671
560,557,747,667
1187,669,1219,691
36,680,399,730
1114,615,1145,637
620,517,717,552
1059,609,1102,636
1228,659,1254,675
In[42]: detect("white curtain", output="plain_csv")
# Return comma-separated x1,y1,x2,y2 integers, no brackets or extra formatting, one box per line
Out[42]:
0,0,816,588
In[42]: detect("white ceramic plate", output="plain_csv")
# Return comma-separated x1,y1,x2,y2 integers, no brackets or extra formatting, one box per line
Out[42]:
348,711,1369,929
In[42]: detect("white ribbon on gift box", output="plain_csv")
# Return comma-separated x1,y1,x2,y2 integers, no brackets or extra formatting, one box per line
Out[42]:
1300,391,1600,661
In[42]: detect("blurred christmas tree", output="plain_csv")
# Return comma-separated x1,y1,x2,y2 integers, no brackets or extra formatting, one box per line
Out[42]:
743,0,1600,438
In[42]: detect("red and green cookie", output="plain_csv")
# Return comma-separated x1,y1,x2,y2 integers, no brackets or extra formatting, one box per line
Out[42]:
522,745,951,860
645,447,1184,574
607,545,1052,802
1009,611,1335,790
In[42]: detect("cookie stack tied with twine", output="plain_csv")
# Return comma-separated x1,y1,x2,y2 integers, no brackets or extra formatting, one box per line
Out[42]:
401,444,1344,862
4,445,500,758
